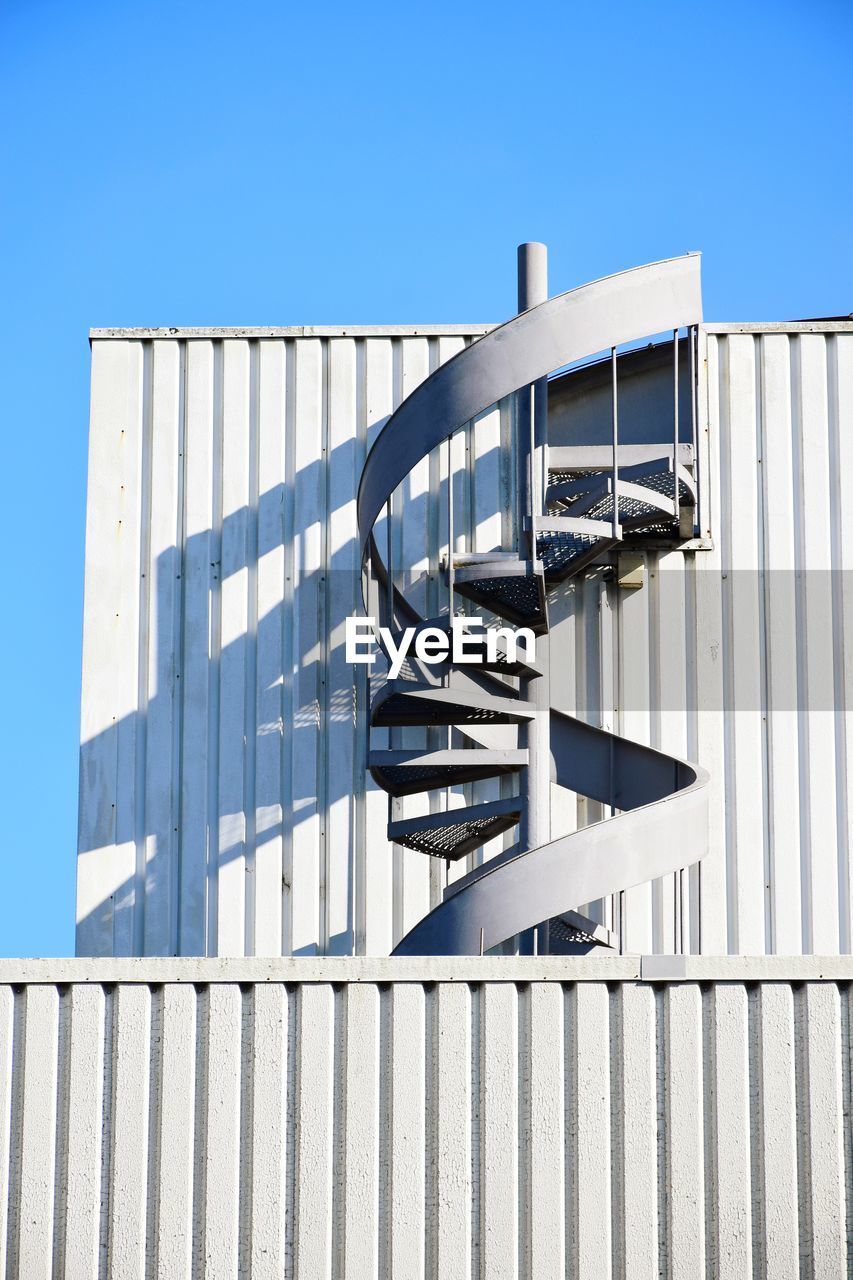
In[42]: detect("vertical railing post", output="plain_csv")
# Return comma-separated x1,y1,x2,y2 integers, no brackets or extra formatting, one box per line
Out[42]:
611,346,620,539
516,241,551,956
673,327,680,470
689,323,698,538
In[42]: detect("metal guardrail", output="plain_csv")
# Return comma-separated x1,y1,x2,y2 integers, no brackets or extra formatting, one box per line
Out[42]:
357,254,709,955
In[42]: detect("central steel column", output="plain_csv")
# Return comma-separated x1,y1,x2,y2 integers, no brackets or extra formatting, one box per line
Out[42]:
516,242,551,955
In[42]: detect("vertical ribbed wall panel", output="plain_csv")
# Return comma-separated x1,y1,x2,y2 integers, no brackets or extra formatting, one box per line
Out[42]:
78,324,853,958
567,327,853,956
0,967,850,1278
78,328,509,958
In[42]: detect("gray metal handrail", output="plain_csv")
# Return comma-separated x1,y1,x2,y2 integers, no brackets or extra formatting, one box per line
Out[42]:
357,255,709,956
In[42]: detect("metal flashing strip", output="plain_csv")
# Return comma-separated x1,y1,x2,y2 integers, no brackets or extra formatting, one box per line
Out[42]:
2,955,852,984
89,324,496,340
702,320,853,333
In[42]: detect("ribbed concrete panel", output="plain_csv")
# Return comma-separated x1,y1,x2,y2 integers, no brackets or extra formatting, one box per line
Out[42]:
78,323,853,958
0,961,850,1278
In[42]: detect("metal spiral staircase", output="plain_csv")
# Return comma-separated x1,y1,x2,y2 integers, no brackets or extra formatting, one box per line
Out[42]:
357,250,710,955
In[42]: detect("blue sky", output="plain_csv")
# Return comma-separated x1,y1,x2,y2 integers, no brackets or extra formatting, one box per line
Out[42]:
0,0,850,956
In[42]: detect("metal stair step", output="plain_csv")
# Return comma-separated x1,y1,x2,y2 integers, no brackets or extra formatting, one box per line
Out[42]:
535,529,618,582
386,616,542,678
450,557,548,633
388,796,522,861
371,682,535,728
369,749,528,797
546,455,679,506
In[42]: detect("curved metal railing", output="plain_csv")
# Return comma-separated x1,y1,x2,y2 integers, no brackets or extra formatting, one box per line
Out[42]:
357,255,710,955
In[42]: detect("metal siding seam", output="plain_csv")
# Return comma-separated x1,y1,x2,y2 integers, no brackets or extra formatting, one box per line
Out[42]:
695,333,728,955
362,340,394,958
290,341,323,957
282,342,296,958
684,555,701,954
619,551,654,955
144,340,182,956
206,344,224,956
834,336,853,954
717,337,738,955
178,342,215,957
254,340,287,957
397,339,432,940
754,338,774,957
798,338,840,954
244,343,260,957
133,344,153,959
326,339,359,956
426,339,445,913
318,341,330,957
389,338,404,950
77,345,122,955
217,341,252,958
172,342,187,957
826,335,851,954
760,333,802,956
352,341,369,958
726,334,766,955
113,344,147,959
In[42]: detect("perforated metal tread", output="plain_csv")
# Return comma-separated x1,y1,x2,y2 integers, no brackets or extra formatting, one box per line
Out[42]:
386,617,542,678
371,682,534,728
369,749,528,797
451,561,548,633
388,796,523,861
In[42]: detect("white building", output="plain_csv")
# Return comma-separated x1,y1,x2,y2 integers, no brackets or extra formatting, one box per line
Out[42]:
1,254,851,1276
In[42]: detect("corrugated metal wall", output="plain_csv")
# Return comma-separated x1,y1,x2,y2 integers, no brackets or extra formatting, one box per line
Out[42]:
77,326,519,958
565,325,853,957
1,958,850,1278
77,322,853,958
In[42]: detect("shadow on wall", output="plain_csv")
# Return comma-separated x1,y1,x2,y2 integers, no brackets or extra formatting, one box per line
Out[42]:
77,430,513,959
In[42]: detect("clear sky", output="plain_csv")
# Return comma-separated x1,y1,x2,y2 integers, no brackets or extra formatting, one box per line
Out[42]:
0,0,850,956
